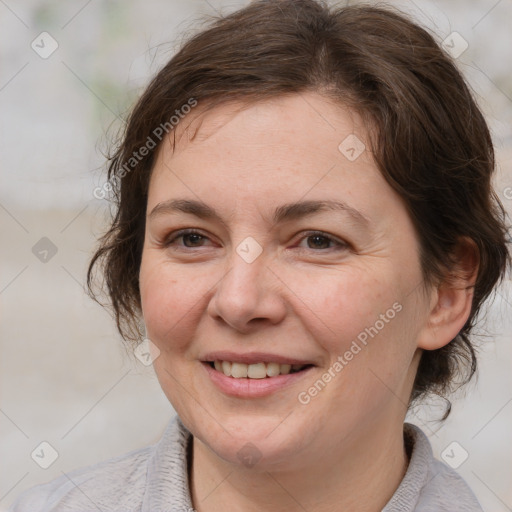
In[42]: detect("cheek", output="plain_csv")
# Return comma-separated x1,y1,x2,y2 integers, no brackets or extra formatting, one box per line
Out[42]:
289,265,395,352
139,255,198,352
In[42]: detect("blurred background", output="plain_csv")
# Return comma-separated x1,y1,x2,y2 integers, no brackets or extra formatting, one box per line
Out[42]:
1,0,511,510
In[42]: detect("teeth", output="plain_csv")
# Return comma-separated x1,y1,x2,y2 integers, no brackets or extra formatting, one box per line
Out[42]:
231,362,248,378
280,364,291,375
247,362,267,379
266,362,280,377
211,360,307,378
222,361,232,375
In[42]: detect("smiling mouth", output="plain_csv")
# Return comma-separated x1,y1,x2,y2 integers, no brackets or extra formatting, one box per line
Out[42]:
206,360,314,379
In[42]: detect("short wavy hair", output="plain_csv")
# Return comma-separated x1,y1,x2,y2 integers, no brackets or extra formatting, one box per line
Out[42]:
88,0,510,413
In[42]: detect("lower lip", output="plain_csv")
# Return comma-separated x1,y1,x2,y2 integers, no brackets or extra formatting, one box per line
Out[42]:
201,362,314,398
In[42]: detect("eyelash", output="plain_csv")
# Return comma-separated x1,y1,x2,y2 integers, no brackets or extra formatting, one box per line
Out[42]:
163,229,348,252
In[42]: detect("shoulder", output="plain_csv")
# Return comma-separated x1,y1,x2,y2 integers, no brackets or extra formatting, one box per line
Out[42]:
384,423,483,512
8,440,155,512
417,455,483,512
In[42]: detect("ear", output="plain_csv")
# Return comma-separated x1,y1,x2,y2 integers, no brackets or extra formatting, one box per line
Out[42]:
417,237,479,351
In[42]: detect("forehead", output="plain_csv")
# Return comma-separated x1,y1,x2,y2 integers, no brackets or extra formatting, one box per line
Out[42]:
151,94,371,186
169,94,366,154
146,92,398,227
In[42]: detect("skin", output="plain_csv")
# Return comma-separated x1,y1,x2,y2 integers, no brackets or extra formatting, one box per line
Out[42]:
139,92,477,512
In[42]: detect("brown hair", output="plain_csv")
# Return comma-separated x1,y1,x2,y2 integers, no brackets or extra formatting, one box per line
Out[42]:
88,0,510,411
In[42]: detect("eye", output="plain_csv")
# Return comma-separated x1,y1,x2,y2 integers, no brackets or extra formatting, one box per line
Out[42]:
162,229,349,252
164,229,213,248
296,231,348,251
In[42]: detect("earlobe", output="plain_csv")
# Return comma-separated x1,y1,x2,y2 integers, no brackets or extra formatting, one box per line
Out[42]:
417,238,479,351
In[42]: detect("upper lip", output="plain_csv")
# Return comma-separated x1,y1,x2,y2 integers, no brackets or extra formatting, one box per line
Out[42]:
201,351,316,366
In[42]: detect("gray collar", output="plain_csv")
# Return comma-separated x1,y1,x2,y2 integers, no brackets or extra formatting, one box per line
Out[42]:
140,417,457,512
142,415,194,512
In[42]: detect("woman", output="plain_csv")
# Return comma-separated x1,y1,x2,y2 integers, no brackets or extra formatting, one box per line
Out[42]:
10,1,509,511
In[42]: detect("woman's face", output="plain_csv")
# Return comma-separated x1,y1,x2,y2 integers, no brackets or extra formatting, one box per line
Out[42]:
139,93,430,469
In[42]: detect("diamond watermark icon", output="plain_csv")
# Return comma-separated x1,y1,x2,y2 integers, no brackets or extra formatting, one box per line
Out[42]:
31,441,59,469
134,338,161,366
32,237,58,263
31,32,59,59
442,32,468,59
441,441,469,469
236,236,263,263
237,442,262,468
338,134,366,162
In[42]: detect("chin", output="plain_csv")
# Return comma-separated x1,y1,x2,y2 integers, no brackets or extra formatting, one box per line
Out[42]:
187,412,314,470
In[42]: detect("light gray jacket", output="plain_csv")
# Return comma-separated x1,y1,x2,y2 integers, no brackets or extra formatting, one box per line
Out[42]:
8,416,483,511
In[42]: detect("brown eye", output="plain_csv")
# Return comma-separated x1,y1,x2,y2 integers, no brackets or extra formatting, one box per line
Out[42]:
306,234,332,249
164,229,212,248
297,231,348,251
181,233,206,247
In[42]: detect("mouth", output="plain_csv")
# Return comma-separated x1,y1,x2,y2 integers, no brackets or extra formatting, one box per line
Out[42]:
204,360,314,379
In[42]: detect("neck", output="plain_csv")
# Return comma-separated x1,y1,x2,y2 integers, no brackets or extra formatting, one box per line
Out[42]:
189,417,409,512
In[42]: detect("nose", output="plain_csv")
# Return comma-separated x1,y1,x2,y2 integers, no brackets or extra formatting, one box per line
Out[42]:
207,249,287,333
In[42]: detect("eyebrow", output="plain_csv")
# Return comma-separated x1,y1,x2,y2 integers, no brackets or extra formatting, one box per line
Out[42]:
148,198,369,228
